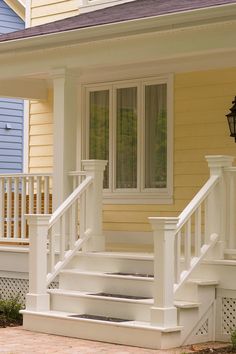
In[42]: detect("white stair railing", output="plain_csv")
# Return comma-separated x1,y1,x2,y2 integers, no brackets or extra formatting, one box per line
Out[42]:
0,173,52,243
26,160,107,312
149,155,234,328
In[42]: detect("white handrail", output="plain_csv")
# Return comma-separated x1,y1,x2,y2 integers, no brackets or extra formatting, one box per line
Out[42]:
177,175,219,233
48,176,93,229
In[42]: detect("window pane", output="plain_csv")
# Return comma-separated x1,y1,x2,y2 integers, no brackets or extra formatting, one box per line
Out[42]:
89,90,109,188
116,87,137,189
145,84,167,188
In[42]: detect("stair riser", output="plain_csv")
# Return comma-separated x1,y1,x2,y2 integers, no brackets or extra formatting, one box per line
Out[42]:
23,312,181,350
68,254,153,274
59,272,153,297
51,293,151,321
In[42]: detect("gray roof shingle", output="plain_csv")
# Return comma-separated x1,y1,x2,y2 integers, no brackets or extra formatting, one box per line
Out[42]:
0,0,235,42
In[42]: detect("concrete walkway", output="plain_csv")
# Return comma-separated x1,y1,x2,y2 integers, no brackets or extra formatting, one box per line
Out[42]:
0,327,229,354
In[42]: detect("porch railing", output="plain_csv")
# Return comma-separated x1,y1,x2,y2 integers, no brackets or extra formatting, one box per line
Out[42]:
0,173,52,243
25,160,107,312
149,155,234,328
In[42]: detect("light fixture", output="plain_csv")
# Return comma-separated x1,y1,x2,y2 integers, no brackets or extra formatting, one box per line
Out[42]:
226,97,236,142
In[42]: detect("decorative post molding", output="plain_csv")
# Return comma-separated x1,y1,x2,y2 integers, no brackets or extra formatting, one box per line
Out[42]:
149,217,179,328
205,156,234,255
82,160,107,251
26,214,51,312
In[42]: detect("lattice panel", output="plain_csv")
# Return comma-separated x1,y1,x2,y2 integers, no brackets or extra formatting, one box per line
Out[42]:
196,319,209,336
0,277,28,305
0,277,59,306
222,297,236,334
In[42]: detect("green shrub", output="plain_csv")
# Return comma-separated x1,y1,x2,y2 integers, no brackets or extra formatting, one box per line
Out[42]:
0,295,23,327
231,328,236,350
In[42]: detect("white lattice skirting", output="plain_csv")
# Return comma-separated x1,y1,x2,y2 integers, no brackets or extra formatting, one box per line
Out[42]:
0,277,58,305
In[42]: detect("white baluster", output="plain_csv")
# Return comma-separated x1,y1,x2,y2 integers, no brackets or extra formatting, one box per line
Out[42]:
60,214,66,260
175,231,181,283
13,177,19,239
6,177,12,238
21,177,26,239
44,176,50,214
28,176,34,214
0,178,4,238
184,219,191,269
36,176,42,213
195,206,201,257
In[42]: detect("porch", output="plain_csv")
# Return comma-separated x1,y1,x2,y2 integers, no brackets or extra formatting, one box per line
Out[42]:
0,155,235,348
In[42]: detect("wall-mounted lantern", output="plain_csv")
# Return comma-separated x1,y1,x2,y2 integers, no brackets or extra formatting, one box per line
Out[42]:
226,97,236,142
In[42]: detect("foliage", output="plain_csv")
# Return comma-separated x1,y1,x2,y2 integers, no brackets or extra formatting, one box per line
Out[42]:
0,295,23,327
231,328,236,349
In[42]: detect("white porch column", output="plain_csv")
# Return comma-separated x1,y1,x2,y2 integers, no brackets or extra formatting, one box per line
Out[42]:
82,160,107,251
51,68,77,210
149,217,178,328
26,214,51,312
205,155,234,255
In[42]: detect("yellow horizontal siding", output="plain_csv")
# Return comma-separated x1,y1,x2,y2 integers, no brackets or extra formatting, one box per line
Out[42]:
31,0,79,26
29,91,53,174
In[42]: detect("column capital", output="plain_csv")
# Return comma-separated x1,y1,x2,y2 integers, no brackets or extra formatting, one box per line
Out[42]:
205,155,234,176
82,160,107,173
149,217,179,231
26,214,51,227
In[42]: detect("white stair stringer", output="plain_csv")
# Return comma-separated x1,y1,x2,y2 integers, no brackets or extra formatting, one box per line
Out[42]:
175,279,218,345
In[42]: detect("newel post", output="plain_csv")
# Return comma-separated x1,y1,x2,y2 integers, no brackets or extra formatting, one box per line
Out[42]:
149,217,179,328
82,160,107,251
205,155,234,254
26,214,51,312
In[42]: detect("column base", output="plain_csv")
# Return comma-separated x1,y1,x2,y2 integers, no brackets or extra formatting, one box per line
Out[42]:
151,306,177,328
26,293,50,312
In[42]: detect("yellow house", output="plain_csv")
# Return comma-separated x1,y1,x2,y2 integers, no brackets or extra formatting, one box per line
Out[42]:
1,0,236,349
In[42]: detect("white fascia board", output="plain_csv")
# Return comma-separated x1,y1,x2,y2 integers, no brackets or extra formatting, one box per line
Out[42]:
4,0,25,20
0,2,236,54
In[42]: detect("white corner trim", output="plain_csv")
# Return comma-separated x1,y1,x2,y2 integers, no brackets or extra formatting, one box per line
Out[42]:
25,0,31,28
23,100,29,173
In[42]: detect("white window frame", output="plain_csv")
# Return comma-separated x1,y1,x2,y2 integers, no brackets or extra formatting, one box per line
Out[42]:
83,75,173,204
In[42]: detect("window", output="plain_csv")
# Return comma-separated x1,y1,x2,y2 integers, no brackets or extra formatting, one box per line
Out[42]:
84,76,173,203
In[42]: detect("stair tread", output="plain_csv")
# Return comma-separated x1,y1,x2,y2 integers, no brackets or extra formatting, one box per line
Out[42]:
22,309,182,332
77,251,154,260
48,288,153,303
61,269,153,281
174,300,200,309
188,279,219,286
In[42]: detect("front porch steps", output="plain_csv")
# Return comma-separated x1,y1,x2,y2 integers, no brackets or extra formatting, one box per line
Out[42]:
22,251,219,349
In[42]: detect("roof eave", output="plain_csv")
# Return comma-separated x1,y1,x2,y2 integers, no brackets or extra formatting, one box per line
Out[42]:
0,2,236,54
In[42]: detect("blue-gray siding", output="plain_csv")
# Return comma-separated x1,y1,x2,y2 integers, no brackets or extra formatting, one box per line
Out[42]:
0,1,24,172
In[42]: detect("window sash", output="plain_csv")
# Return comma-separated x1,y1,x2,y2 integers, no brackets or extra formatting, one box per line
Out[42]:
85,77,170,197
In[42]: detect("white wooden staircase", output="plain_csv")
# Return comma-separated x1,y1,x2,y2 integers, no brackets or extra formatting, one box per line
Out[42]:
21,156,236,349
